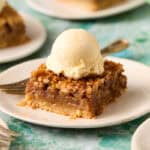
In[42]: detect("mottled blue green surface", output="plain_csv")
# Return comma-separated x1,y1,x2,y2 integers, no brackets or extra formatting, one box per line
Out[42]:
0,0,150,149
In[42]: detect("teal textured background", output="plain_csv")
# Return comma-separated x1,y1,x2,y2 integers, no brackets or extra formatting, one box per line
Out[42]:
0,0,150,149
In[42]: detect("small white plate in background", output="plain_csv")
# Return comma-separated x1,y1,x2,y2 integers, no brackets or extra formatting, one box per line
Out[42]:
0,13,46,64
132,118,150,150
28,0,145,20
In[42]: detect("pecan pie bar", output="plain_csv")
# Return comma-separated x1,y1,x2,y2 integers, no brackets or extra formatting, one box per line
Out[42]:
20,60,127,119
0,4,30,48
58,0,126,11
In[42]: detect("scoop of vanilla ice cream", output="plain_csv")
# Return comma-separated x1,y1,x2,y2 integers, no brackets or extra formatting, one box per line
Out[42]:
46,29,104,79
0,0,6,13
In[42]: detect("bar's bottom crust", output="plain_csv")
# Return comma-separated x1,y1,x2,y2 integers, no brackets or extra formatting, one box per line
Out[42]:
0,35,30,48
19,92,125,119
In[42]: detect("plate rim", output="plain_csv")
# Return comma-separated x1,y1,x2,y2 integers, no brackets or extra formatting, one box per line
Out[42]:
0,13,46,64
28,0,145,20
0,57,150,129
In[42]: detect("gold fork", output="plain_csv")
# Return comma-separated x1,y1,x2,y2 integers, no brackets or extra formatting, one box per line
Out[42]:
0,39,129,95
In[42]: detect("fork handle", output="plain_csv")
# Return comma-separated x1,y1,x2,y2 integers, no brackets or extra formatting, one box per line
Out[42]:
101,39,129,56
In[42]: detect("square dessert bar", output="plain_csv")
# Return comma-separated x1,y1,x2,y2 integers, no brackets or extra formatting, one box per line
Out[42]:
20,60,127,118
58,0,126,11
0,4,30,48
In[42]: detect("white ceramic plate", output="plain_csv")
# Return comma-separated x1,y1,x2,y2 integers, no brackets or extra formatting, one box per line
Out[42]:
28,0,145,20
0,13,46,64
132,118,150,150
0,57,150,128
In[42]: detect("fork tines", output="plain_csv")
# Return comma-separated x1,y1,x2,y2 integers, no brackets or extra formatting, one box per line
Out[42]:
1,88,25,95
0,79,28,95
0,125,19,148
0,125,19,137
0,142,9,148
